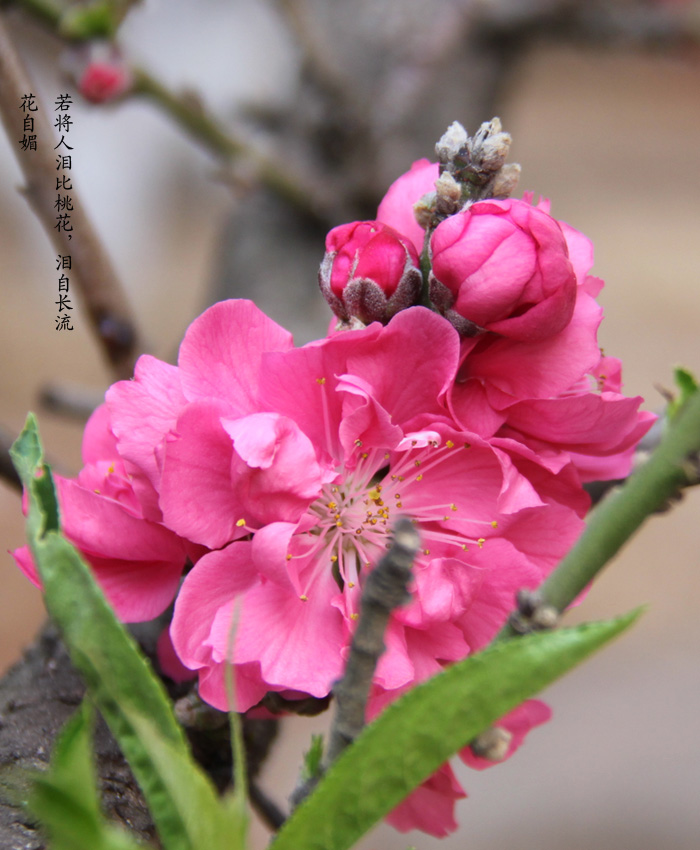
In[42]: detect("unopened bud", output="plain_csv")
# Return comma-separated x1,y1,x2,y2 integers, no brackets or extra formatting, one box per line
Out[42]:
490,163,521,199
319,220,422,325
63,41,132,104
470,726,513,761
531,604,559,631
469,117,512,173
435,120,468,164
413,191,437,231
434,171,463,217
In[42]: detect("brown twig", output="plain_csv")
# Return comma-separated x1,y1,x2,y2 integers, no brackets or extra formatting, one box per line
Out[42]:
0,13,143,379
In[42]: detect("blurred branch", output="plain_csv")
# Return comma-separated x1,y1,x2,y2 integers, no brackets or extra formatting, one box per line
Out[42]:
274,0,356,106
129,68,332,225
475,0,699,47
0,13,143,379
0,0,61,30
39,381,103,421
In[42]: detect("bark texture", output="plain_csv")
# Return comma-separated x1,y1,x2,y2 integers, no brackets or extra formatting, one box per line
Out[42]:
0,625,155,850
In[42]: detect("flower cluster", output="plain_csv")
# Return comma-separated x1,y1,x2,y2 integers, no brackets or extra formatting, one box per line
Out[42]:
15,140,653,837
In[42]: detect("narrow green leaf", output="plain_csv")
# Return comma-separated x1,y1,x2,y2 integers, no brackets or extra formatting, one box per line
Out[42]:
127,714,247,850
272,609,642,850
12,416,245,850
224,611,250,840
9,413,58,537
29,701,142,850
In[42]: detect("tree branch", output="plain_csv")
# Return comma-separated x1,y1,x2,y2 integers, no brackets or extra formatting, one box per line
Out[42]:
0,13,143,379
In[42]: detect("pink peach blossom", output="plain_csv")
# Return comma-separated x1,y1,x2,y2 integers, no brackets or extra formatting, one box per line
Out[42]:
429,198,577,341
377,158,439,253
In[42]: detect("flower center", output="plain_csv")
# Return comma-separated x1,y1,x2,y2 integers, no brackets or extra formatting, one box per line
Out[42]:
295,439,498,617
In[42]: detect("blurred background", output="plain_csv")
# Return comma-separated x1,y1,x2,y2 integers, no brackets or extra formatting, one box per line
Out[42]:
1,1,699,848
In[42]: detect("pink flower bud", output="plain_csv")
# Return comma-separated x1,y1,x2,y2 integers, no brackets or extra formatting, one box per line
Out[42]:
319,220,422,324
79,60,131,104
429,198,577,340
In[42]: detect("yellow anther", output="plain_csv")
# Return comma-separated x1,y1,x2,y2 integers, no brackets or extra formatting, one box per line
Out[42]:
384,452,390,459
354,439,363,447
362,452,368,459
399,476,405,482
300,595,309,602
411,440,417,446
446,440,455,448
316,377,326,384
328,501,337,510
451,503,457,511
368,488,381,500
355,528,363,535
331,555,338,562
370,519,377,525
491,520,498,528
94,488,101,494
334,513,341,520
394,493,401,499
414,459,421,467
416,474,423,482
396,502,402,508
461,544,468,551
423,549,431,556
236,518,246,527
286,554,292,561
348,581,355,588
477,538,485,548
107,464,115,474
350,613,359,621
336,520,343,527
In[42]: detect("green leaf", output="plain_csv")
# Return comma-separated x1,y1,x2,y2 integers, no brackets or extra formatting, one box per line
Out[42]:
9,412,58,539
126,713,248,850
59,2,117,40
272,609,642,850
29,701,142,850
11,416,247,850
668,366,699,420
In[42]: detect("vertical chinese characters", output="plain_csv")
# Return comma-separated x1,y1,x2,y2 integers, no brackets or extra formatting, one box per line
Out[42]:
54,93,74,331
18,92,37,152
